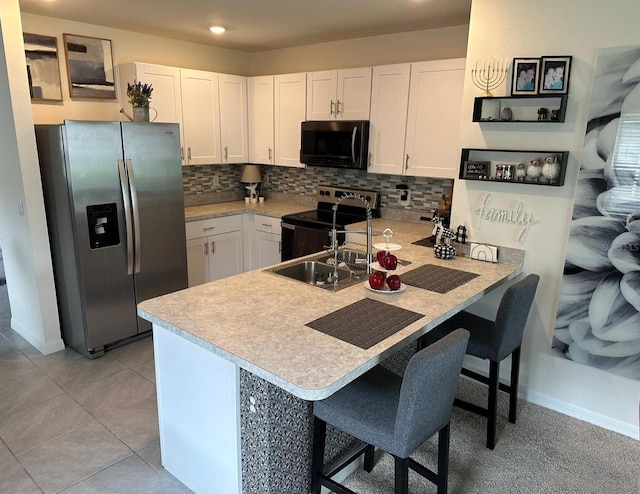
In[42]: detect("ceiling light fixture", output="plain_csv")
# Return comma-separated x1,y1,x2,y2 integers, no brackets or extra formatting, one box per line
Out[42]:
209,26,226,34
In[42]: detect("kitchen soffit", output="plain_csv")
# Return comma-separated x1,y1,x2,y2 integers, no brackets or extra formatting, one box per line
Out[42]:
19,0,471,53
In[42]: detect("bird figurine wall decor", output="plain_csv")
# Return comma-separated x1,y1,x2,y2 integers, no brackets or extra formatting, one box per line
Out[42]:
542,154,561,184
526,159,542,183
516,163,527,182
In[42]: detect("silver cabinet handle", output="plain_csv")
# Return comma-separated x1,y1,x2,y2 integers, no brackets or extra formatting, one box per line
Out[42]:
204,242,208,255
405,154,410,170
203,226,216,231
262,223,271,228
187,147,192,161
117,159,134,275
330,100,335,116
268,147,272,160
368,152,373,168
278,241,282,253
336,99,341,115
210,241,215,254
180,147,184,161
224,146,228,159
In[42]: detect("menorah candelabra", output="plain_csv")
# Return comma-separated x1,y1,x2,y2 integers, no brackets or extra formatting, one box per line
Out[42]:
472,58,508,97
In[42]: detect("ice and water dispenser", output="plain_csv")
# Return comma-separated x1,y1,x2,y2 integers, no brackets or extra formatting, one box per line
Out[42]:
87,203,120,249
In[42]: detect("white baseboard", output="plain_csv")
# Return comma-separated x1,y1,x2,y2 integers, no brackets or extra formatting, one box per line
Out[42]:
11,317,65,355
523,388,639,440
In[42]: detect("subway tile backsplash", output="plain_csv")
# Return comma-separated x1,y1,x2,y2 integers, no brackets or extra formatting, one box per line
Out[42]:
182,164,453,221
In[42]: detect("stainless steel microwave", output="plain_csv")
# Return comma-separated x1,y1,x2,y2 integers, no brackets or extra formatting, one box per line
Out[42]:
300,120,369,170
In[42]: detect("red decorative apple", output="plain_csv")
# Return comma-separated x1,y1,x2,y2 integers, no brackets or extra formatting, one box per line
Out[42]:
368,272,385,290
382,253,398,270
386,274,402,291
376,250,386,265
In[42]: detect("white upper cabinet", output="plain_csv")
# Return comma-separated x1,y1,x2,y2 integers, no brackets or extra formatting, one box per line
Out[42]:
306,68,372,120
274,73,306,168
219,74,249,163
248,76,275,165
404,59,465,178
368,63,411,175
180,69,222,165
368,59,465,178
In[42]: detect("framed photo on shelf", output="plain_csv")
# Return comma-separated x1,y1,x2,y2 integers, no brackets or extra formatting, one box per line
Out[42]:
511,57,540,95
23,33,63,101
462,160,490,179
539,56,572,94
63,33,116,99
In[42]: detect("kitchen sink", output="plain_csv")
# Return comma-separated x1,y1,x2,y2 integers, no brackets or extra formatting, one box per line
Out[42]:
266,258,364,291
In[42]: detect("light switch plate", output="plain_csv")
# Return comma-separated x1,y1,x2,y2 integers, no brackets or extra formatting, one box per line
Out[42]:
470,243,498,263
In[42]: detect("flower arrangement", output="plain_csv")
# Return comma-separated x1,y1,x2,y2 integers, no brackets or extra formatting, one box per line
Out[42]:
126,80,153,108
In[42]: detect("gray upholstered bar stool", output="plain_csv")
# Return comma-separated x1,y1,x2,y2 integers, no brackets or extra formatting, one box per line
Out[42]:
421,274,539,450
311,329,470,494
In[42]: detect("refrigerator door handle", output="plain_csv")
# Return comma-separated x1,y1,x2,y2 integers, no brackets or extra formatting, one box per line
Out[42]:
118,159,135,275
125,159,142,274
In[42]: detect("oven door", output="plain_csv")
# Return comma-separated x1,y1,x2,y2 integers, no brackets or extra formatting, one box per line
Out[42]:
281,221,342,262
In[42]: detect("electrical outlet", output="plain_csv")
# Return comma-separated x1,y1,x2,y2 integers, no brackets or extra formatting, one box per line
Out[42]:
212,175,220,187
396,184,410,206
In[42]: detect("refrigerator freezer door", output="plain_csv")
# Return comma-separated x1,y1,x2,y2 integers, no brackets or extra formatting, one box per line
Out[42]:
63,121,139,350
121,122,188,333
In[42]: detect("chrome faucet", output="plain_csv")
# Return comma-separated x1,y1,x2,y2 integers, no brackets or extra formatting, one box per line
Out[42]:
330,193,373,290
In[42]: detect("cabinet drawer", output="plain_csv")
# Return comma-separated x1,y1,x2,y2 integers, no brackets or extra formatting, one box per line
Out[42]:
254,215,281,233
186,215,243,239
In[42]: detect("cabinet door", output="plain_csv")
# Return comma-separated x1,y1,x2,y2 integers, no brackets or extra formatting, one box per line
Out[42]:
255,232,282,269
306,70,337,120
181,69,222,165
405,59,465,178
274,73,306,168
209,231,244,281
368,64,411,175
219,74,249,164
248,76,274,164
132,63,183,125
186,237,209,287
337,67,372,120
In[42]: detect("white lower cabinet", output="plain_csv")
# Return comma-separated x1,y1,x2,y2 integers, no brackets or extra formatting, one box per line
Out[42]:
186,215,244,287
252,215,282,269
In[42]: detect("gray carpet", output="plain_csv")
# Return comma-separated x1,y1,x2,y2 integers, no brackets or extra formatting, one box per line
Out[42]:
341,379,639,493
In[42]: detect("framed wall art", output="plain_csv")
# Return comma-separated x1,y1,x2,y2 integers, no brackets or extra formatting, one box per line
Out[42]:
539,55,572,95
462,160,490,179
511,57,540,95
23,33,62,101
63,33,116,99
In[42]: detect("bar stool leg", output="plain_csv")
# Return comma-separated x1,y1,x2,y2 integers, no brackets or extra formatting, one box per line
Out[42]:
487,360,500,450
509,347,521,424
364,444,375,472
394,456,409,494
437,423,450,494
311,417,327,494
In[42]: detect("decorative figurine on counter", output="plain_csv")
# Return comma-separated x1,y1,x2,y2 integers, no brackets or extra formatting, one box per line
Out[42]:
516,163,527,182
526,159,542,183
433,222,456,259
455,225,467,244
542,154,561,184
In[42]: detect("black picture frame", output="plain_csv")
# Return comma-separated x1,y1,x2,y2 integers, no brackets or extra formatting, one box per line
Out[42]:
539,56,572,95
462,160,490,179
511,58,540,95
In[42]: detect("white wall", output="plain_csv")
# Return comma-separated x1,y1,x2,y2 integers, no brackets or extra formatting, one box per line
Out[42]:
0,0,63,353
248,24,469,75
454,0,640,437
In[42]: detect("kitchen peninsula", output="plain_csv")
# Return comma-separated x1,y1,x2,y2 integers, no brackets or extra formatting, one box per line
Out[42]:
137,218,524,494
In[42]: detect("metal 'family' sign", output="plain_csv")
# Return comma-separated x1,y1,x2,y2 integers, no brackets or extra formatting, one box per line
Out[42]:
474,193,539,243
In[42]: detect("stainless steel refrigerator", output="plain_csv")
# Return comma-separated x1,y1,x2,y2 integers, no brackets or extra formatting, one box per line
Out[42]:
35,120,188,358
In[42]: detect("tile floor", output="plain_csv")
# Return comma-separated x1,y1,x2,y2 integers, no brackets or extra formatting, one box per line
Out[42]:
0,282,192,493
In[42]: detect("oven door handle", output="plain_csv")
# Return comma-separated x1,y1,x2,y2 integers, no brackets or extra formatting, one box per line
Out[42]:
282,222,296,231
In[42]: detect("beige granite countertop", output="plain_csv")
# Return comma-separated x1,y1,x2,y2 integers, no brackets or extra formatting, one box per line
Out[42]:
185,200,312,222
138,218,523,401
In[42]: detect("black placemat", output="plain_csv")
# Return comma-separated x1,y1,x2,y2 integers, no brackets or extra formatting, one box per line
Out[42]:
401,263,479,294
306,298,423,350
412,236,436,247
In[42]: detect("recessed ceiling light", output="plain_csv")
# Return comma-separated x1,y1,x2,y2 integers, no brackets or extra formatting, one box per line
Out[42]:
209,26,226,34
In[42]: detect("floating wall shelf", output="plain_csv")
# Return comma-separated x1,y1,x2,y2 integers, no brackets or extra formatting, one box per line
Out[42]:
459,148,569,187
472,95,568,123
